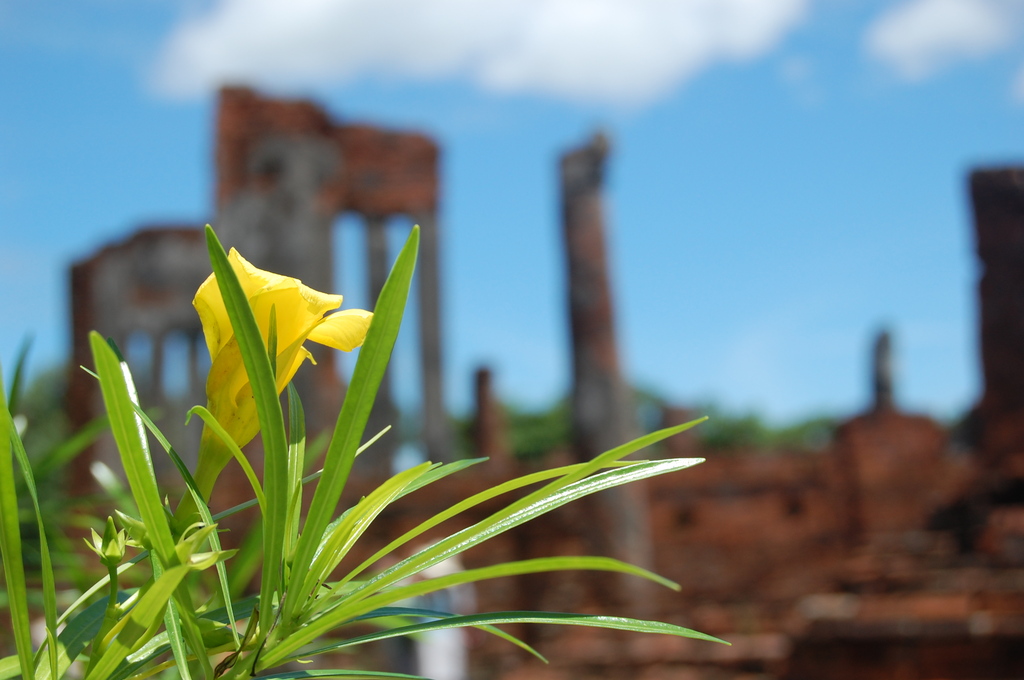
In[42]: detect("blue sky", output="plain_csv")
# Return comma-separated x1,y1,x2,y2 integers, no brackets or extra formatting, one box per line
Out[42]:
2,0,1024,423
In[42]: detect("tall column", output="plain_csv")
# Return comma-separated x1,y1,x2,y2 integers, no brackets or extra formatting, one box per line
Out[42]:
416,210,453,462
472,367,511,468
560,131,636,462
361,215,398,474
971,168,1024,480
560,132,652,600
872,329,894,413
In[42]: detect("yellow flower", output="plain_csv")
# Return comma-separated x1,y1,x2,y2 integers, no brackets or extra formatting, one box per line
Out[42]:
190,249,372,498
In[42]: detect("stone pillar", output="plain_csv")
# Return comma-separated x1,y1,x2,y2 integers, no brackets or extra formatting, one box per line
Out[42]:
872,329,894,413
415,210,453,462
970,168,1024,479
561,132,636,460
471,367,511,467
560,132,652,595
361,214,398,474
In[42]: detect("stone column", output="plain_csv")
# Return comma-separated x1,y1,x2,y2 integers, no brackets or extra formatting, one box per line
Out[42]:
971,168,1024,479
560,132,636,461
415,210,453,462
560,132,652,599
361,214,398,474
872,329,894,413
472,367,511,468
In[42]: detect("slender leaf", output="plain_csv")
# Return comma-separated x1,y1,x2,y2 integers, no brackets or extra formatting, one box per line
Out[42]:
150,557,200,680
0,656,18,680
6,335,31,415
6,398,59,679
285,384,305,564
296,610,726,660
350,607,545,662
0,364,34,680
204,225,288,625
88,333,176,567
358,555,678,610
284,226,419,629
131,403,241,649
186,405,266,511
211,427,393,524
395,457,486,498
256,672,426,680
58,558,143,627
300,462,433,611
264,457,702,665
34,596,121,680
335,461,626,591
332,418,704,596
84,565,191,680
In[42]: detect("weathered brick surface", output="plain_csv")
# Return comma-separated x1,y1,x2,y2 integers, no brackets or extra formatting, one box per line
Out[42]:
216,87,438,215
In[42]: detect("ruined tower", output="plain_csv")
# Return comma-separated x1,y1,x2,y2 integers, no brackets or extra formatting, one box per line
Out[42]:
214,87,451,468
68,88,453,493
559,132,652,594
970,168,1024,483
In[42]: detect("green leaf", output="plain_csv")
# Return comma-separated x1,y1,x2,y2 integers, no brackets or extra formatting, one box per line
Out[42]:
297,610,727,660
88,333,177,567
34,596,117,680
348,607,547,662
0,656,19,680
7,335,31,415
254,672,427,680
84,565,192,680
361,555,678,608
151,555,204,680
211,428,392,524
300,462,434,613
284,226,419,629
132,402,241,650
6,397,59,679
264,456,702,665
285,384,306,564
395,457,486,498
334,461,618,591
348,420,706,595
0,364,34,680
186,405,266,512
204,225,289,626
58,559,144,627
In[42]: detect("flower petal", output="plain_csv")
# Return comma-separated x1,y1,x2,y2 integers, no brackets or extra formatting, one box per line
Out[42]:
307,309,373,352
228,249,289,300
276,345,314,393
193,273,231,359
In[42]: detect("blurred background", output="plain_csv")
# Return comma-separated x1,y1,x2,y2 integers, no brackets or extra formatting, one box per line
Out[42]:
4,1,1024,679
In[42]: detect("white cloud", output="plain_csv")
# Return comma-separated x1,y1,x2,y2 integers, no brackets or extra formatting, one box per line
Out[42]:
154,0,811,105
865,0,1024,80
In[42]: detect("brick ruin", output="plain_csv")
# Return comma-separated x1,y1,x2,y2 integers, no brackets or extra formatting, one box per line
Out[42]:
65,91,1024,679
68,87,448,488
